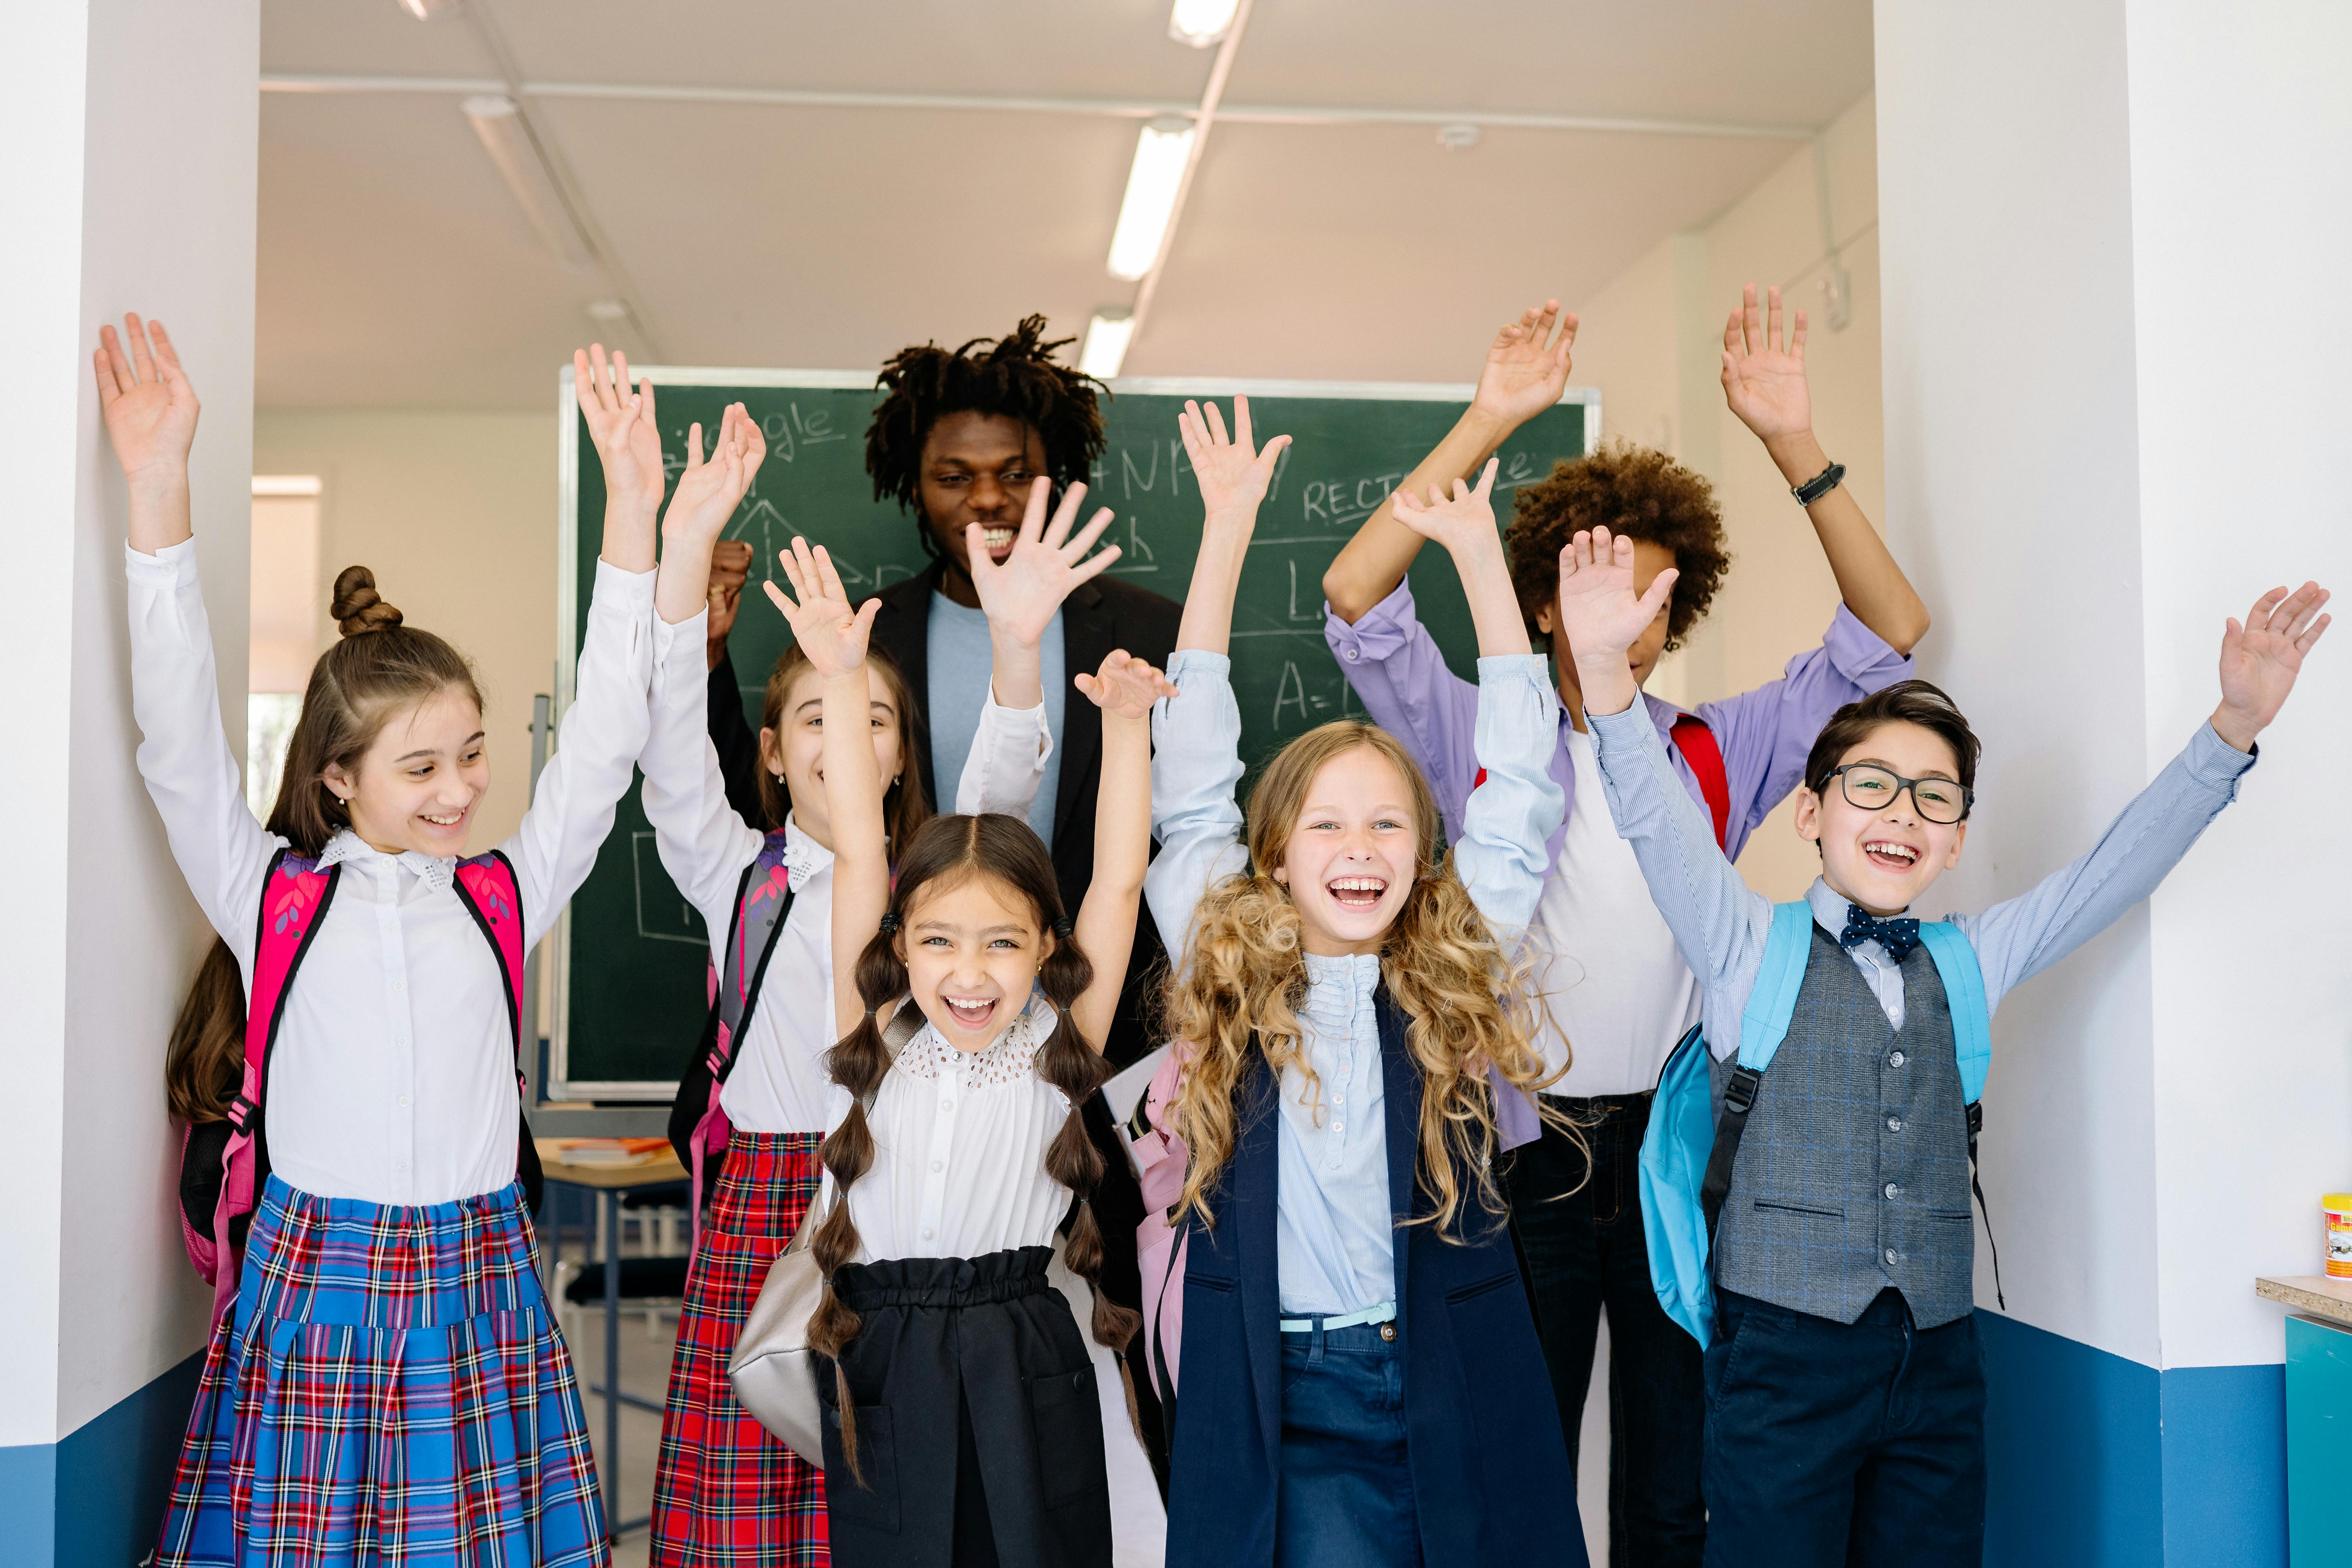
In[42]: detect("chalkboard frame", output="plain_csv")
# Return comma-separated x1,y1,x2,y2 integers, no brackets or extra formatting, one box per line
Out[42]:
544,365,1600,1101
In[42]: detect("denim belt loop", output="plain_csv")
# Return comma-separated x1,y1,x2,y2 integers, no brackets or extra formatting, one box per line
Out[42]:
1309,1314,1327,1366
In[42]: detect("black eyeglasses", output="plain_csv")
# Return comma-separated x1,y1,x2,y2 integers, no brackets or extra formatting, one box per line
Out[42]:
1829,764,1974,824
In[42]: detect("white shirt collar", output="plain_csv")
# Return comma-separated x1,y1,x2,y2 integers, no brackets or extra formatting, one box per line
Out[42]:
780,812,835,881
1806,876,1913,963
318,828,457,894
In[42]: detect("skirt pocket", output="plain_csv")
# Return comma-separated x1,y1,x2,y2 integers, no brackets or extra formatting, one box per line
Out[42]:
822,1401,901,1534
1027,1364,1107,1508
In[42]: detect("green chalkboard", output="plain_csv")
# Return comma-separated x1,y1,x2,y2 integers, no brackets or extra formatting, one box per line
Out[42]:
548,370,1593,1097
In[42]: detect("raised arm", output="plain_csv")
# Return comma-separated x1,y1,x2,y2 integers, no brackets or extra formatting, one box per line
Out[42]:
766,539,888,1041
1173,396,1291,656
1065,652,1178,1048
1323,301,1576,622
1962,581,2328,1010
573,345,660,576
1388,458,1529,657
99,315,275,962
1721,284,1928,654
957,476,1121,816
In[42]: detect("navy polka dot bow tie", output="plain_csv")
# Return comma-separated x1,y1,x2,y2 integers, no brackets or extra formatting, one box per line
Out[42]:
1840,905,1922,962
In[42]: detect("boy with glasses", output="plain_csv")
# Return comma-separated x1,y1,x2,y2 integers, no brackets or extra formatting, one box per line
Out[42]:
1557,522,2329,1566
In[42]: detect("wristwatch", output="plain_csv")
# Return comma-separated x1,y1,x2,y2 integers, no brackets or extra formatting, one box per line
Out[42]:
1793,461,1845,506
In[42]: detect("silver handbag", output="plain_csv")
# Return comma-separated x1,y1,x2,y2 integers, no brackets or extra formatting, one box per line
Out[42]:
727,1007,919,1465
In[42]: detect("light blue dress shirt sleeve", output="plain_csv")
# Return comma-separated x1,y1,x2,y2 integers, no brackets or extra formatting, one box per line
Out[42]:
1145,649,1251,976
1450,654,1568,945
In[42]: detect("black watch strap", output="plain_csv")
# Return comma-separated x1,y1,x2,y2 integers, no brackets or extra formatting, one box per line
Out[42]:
1793,461,1846,506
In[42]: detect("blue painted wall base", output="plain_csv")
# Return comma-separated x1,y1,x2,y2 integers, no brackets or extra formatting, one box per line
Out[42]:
0,1349,204,1568
1981,1310,2286,1567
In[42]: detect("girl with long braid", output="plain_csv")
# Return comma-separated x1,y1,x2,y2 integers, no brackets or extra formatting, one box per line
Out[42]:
768,533,1171,1567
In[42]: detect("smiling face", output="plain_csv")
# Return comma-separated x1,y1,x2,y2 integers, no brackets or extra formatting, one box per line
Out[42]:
1539,536,1680,701
321,685,489,858
1272,744,1423,957
918,410,1048,580
1793,719,1970,916
899,870,1050,1052
760,661,905,851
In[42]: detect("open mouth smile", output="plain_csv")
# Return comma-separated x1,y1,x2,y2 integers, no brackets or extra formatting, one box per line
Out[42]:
980,526,1016,557
419,810,467,829
943,993,999,1029
1862,839,1921,871
1327,876,1388,912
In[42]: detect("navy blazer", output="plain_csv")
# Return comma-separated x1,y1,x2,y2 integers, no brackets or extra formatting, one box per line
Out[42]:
1165,986,1585,1566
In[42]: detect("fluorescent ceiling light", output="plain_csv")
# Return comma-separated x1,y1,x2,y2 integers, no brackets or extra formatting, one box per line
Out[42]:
462,94,591,268
1169,0,1240,47
1079,312,1134,380
1107,118,1194,282
251,475,322,497
396,0,463,17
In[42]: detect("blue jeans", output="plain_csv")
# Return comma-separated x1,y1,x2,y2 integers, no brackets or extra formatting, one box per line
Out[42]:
1702,1287,1986,1568
1275,1319,1422,1568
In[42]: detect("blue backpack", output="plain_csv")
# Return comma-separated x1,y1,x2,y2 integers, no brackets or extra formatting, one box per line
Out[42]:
1635,901,1999,1348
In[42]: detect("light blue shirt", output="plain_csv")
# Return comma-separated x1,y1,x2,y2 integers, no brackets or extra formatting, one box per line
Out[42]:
1583,699,2258,1060
1145,649,1564,1315
927,594,1062,843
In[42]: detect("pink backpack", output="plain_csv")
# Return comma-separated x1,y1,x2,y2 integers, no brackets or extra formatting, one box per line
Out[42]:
1127,1041,1543,1403
177,846,532,1318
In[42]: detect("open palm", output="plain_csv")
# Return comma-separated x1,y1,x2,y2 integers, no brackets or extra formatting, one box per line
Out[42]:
95,316,200,484
968,477,1121,647
664,403,763,546
1178,397,1291,527
1556,526,1680,659
1471,300,1577,428
1720,283,1811,441
574,344,666,516
2216,582,2331,742
763,536,878,679
1390,459,1501,561
1075,649,1178,720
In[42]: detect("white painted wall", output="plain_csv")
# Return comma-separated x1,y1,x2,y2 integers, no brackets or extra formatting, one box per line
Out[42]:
0,0,260,1447
1878,0,2352,1370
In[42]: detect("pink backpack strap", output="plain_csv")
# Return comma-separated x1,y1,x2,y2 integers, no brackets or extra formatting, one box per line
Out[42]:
453,851,527,1053
688,831,794,1246
209,848,339,1317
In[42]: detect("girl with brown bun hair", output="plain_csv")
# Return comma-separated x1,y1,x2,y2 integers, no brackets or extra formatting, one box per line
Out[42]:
1144,401,1583,1567
105,317,659,1568
762,528,1167,1568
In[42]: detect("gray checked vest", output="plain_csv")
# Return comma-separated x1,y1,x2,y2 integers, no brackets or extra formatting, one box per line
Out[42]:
1714,923,1977,1327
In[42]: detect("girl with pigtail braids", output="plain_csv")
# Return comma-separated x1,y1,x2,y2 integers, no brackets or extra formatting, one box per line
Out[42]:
769,529,1173,1568
1145,401,1586,1567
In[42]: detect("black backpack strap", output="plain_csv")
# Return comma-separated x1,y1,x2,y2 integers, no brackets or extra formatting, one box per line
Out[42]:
715,883,796,1089
1699,1063,1764,1237
1967,1101,2004,1310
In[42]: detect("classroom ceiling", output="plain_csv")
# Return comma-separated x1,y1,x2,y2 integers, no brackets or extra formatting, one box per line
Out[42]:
255,0,1873,408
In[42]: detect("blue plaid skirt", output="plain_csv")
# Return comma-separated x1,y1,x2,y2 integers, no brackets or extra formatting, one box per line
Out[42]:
157,1176,608,1568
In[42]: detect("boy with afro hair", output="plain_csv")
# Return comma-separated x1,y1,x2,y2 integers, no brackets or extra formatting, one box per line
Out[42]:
1320,285,1931,1566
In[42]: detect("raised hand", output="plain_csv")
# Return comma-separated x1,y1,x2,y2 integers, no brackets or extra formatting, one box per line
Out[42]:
1074,649,1179,720
2212,582,2331,750
1720,283,1811,444
1390,458,1502,563
706,539,754,663
967,477,1121,648
1178,396,1292,532
574,344,666,519
763,536,880,679
664,403,764,545
1470,300,1578,430
1558,526,1680,665
95,315,200,490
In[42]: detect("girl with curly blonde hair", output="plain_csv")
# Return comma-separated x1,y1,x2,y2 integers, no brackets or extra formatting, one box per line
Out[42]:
1146,400,1587,1568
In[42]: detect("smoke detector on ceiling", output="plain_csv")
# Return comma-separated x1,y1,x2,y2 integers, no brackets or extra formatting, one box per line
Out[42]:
1437,124,1482,152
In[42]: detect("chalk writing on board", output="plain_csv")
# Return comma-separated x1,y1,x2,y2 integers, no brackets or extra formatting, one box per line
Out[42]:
1272,662,1308,729
1300,473,1406,531
632,833,706,946
1287,559,1320,622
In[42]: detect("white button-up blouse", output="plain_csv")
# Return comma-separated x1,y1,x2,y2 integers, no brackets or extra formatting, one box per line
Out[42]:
127,539,655,1206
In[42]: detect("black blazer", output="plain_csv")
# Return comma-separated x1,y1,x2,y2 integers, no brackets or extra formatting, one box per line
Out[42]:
715,558,1184,1068
1165,988,1583,1566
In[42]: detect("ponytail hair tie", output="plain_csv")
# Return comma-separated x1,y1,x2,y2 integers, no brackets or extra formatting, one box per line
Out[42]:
1053,916,1074,939
878,911,901,935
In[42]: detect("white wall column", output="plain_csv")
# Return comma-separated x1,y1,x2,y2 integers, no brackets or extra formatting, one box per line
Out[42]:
1877,0,2352,1559
0,2,258,1563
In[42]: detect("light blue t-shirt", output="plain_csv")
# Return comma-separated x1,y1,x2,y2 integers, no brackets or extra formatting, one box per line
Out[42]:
926,593,1063,844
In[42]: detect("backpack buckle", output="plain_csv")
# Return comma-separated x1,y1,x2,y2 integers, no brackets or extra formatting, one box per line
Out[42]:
224,1092,259,1131
1722,1066,1763,1117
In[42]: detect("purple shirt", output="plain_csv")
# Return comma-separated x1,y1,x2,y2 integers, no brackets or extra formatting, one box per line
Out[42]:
1323,578,1915,866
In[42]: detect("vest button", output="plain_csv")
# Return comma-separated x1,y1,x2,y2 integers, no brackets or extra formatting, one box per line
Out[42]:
1883,1182,1899,1199
1884,1248,1898,1266
1889,1050,1906,1068
1886,1116,1903,1133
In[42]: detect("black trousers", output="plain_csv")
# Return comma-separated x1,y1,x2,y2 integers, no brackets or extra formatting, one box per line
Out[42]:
1702,1287,1986,1568
819,1247,1112,1568
1504,1094,1707,1568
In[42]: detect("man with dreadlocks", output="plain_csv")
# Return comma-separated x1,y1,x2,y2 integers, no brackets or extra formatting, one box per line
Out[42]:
702,315,1179,1474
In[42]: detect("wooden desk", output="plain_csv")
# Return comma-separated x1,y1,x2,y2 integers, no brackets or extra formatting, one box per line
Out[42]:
539,1144,689,1541
2256,1274,2352,1331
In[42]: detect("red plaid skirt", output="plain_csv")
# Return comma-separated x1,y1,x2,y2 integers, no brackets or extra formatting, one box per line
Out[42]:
650,1131,827,1567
